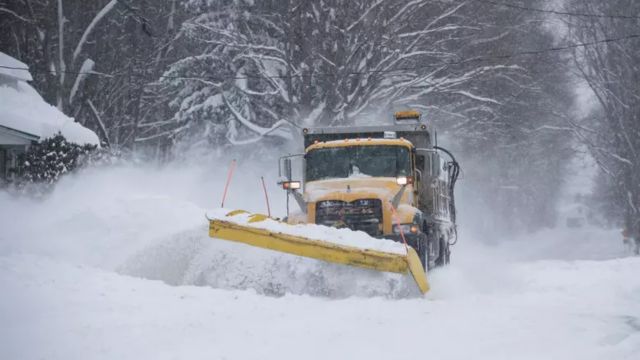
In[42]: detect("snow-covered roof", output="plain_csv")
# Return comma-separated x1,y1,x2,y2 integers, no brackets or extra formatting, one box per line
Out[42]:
0,52,99,146
0,51,32,82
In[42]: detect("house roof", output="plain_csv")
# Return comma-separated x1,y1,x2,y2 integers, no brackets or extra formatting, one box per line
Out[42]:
0,52,32,82
0,52,99,146
0,124,39,141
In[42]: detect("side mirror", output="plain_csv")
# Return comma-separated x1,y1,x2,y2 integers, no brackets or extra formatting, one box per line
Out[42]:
431,153,441,177
277,154,307,215
283,158,292,181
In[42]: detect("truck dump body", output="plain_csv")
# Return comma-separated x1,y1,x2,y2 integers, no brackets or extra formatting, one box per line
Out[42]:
303,123,434,149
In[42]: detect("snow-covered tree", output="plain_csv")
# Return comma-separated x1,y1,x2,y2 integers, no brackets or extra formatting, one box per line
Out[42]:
565,0,640,237
419,0,575,233
152,0,524,147
0,0,181,149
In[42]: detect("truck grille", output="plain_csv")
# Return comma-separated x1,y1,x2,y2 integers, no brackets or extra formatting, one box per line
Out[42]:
315,199,383,236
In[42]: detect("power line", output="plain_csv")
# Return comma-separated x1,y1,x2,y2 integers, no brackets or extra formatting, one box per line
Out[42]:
471,0,640,20
1,33,639,81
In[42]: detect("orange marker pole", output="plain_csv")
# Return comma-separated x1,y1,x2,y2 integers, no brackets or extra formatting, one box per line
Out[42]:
221,159,237,208
389,204,410,253
261,176,272,217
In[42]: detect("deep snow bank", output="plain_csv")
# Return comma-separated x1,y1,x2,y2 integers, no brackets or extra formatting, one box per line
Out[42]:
0,160,281,267
120,227,416,298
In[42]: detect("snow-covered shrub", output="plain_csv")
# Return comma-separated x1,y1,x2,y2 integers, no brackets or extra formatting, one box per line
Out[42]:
12,133,117,194
16,134,95,184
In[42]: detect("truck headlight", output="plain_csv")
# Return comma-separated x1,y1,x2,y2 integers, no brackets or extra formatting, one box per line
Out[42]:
281,181,301,190
392,224,419,234
396,176,413,185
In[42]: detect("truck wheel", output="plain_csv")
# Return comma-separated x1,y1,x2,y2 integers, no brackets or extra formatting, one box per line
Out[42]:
424,232,438,269
417,234,428,271
426,236,438,271
435,238,450,267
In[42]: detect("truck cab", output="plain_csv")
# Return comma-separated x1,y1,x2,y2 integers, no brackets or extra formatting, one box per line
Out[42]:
280,111,459,269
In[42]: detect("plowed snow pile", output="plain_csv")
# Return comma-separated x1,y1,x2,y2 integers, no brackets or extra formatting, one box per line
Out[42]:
120,227,416,298
1,162,639,360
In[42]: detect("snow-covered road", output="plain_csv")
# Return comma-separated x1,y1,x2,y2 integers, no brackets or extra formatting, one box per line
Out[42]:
2,253,639,360
1,164,639,359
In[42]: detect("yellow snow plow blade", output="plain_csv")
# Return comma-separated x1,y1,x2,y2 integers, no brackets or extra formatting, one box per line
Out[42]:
208,211,429,294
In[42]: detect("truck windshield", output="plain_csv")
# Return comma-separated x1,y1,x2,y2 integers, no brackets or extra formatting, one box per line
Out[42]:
306,145,411,181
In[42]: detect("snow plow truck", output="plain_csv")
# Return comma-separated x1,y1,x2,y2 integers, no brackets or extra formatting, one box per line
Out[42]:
208,110,459,294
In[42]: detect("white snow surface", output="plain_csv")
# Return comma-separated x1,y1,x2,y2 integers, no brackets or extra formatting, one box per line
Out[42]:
1,160,639,360
207,208,407,255
0,52,99,145
0,51,32,81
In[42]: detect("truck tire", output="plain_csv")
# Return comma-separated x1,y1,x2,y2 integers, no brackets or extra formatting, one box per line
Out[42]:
435,237,450,267
417,233,428,271
426,236,439,271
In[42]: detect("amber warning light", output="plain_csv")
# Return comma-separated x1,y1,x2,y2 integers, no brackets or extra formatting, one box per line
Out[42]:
394,110,421,122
